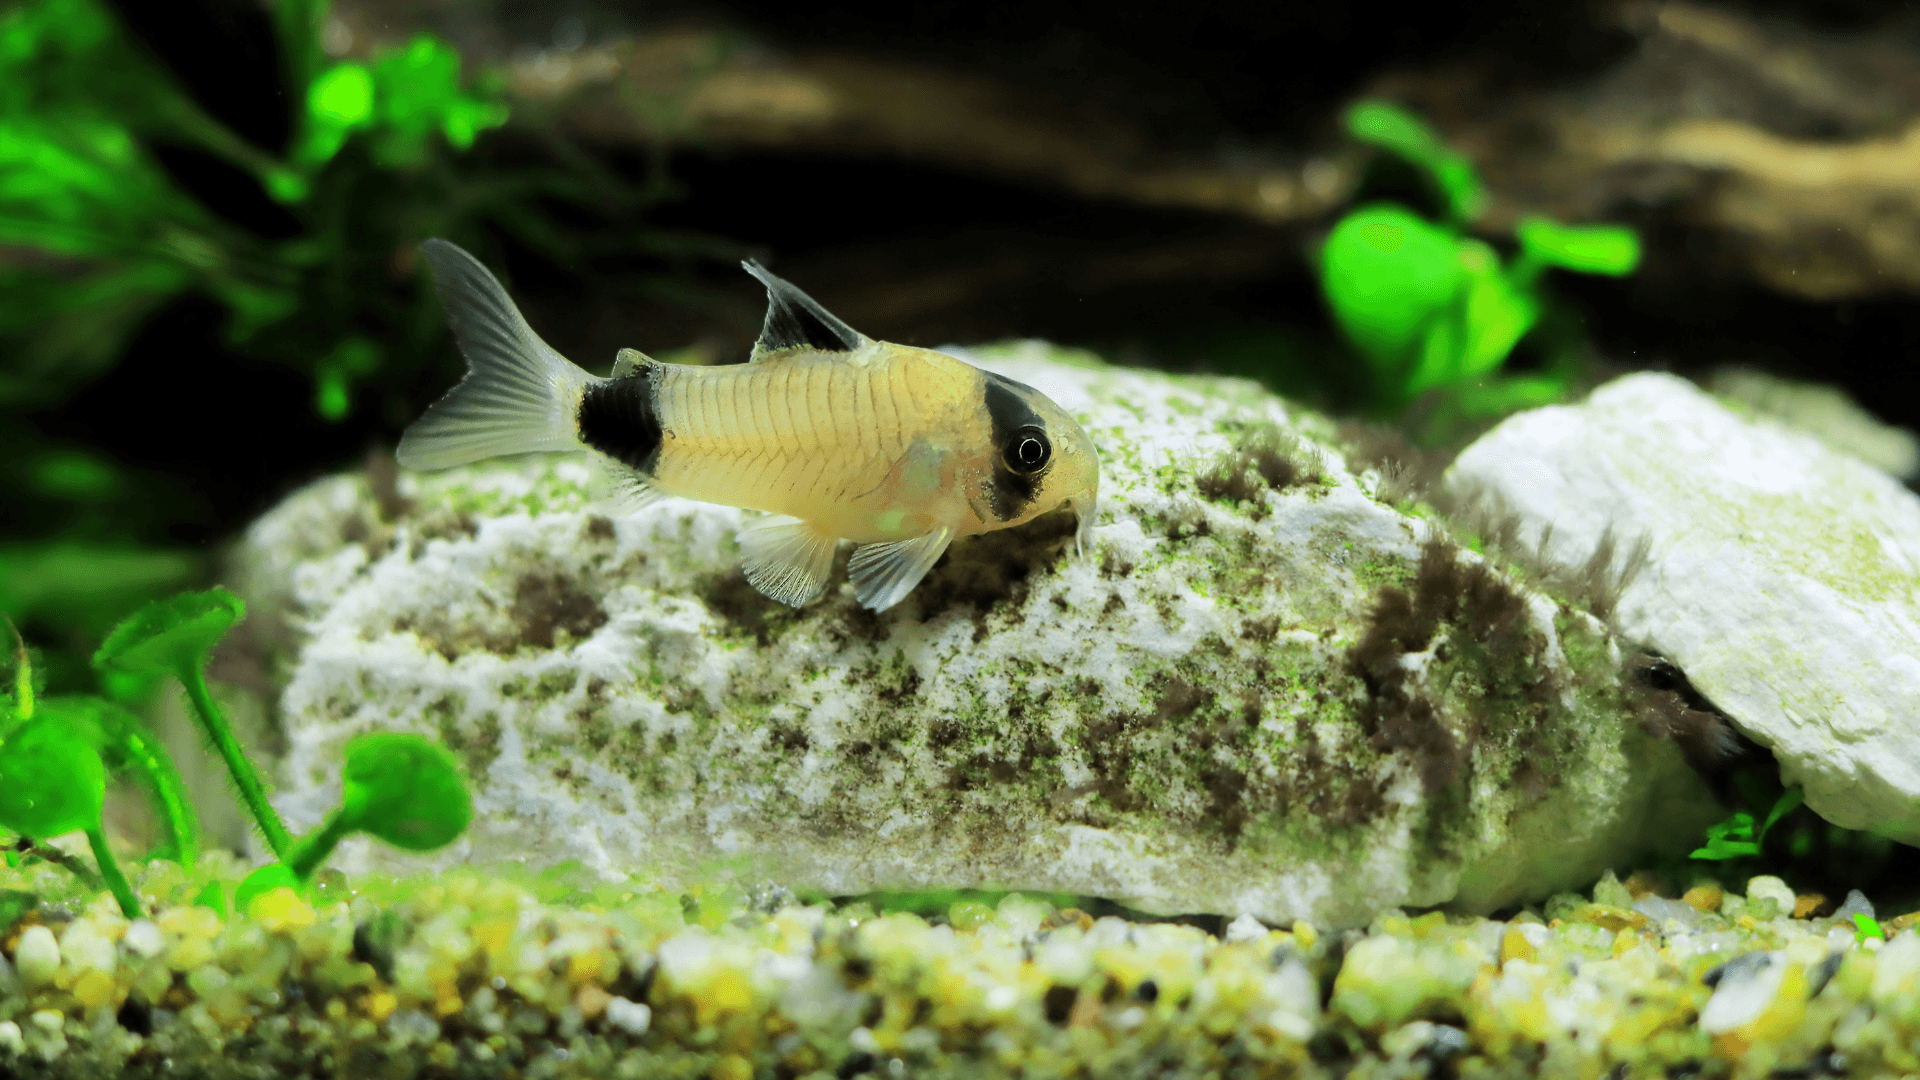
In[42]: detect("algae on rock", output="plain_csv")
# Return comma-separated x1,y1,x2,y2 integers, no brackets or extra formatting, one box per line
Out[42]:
233,343,1718,927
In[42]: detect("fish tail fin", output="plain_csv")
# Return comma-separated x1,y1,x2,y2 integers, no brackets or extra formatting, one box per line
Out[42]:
398,238,597,470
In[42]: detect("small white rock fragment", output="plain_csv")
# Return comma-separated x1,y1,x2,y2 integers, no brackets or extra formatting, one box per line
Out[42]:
1225,914,1269,944
0,1020,22,1055
1745,876,1796,918
1700,952,1786,1033
1833,889,1875,922
1633,896,1702,932
59,921,114,974
605,997,651,1036
123,920,164,959
13,926,60,989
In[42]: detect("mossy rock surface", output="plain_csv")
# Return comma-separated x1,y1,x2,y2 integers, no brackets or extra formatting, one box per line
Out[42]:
235,342,1718,927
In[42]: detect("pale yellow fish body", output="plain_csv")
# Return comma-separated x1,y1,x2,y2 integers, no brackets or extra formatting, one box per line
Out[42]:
398,239,1099,612
648,346,1012,544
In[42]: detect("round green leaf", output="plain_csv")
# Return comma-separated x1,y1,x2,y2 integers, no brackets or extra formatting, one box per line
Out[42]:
235,863,299,914
1515,218,1641,276
92,587,243,677
1322,203,1468,372
0,721,105,838
309,64,375,127
339,733,472,852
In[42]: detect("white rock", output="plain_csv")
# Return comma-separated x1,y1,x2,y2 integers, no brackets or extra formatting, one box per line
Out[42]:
122,920,164,959
1744,876,1796,918
605,997,652,1036
1224,913,1269,944
1711,368,1919,481
0,1020,20,1055
1448,372,1920,840
58,921,114,974
13,926,59,989
1699,952,1786,1033
238,345,1718,926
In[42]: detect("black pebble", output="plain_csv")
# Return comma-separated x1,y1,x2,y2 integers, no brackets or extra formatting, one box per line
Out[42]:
1042,984,1077,1024
1134,978,1158,1003
836,1051,877,1078
116,990,153,1036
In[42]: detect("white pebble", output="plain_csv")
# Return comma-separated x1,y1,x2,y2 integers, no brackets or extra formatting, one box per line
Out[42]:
14,926,60,988
1700,952,1786,1033
0,1021,21,1055
388,1008,439,1047
604,997,652,1036
60,922,114,973
1633,896,1702,932
1745,876,1796,917
1224,914,1268,944
123,920,165,958
29,1010,64,1034
1833,889,1875,922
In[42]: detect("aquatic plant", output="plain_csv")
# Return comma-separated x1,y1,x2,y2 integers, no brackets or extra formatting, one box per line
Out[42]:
0,623,141,916
0,0,673,693
1691,785,1805,861
1320,100,1640,414
237,732,472,912
2,590,476,919
93,587,290,858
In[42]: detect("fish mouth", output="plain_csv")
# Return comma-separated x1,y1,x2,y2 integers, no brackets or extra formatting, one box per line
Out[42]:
1068,492,1099,558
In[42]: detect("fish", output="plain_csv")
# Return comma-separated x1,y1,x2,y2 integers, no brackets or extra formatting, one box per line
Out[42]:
397,239,1100,613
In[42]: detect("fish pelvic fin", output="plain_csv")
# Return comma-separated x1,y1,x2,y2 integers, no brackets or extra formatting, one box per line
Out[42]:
848,525,954,613
398,239,597,470
739,516,839,607
741,259,867,361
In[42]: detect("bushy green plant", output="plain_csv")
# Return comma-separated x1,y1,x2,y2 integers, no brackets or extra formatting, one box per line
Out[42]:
1320,100,1640,416
1,0,675,694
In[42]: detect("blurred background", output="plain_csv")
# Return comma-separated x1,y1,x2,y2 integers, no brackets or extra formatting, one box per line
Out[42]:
6,0,1920,703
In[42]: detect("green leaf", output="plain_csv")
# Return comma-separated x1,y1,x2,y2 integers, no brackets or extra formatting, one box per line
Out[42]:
1758,785,1805,842
1321,203,1468,375
1855,913,1885,941
92,586,243,677
0,719,105,838
310,64,374,126
339,732,472,851
1516,218,1641,277
235,862,300,914
1343,99,1484,224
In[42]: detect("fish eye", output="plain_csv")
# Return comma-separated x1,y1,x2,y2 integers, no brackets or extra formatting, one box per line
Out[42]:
1006,427,1050,473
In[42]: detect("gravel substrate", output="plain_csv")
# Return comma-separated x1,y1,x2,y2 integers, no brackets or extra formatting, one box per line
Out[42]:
1,856,1916,1079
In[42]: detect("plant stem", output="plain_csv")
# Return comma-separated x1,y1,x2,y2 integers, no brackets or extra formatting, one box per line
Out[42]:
114,725,200,866
176,661,292,859
287,808,355,881
18,838,102,891
86,828,141,918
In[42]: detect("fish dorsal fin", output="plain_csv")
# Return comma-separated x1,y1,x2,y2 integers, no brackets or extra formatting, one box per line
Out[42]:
742,259,866,361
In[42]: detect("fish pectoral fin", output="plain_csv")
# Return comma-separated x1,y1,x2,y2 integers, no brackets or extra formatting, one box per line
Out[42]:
590,457,665,514
739,516,839,607
848,525,955,613
741,259,868,360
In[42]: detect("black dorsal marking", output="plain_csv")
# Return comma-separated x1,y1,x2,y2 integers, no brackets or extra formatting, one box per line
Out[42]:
742,259,864,356
578,369,662,473
982,371,1047,521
